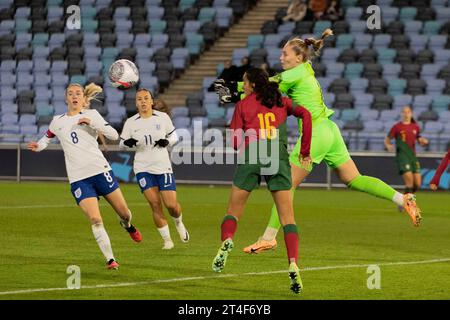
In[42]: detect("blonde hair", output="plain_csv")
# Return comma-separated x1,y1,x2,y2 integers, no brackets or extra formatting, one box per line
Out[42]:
65,83,103,108
286,28,333,61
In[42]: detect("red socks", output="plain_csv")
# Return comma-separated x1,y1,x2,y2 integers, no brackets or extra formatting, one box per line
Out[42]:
283,224,299,264
221,215,238,241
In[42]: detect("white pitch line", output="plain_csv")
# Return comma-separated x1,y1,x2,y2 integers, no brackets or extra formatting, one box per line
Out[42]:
0,257,449,296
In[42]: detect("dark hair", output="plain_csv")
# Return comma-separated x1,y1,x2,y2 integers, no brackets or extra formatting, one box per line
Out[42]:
136,87,154,99
154,99,172,118
403,105,416,123
244,67,282,109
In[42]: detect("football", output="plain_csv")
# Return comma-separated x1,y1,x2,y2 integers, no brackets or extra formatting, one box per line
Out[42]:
108,59,139,89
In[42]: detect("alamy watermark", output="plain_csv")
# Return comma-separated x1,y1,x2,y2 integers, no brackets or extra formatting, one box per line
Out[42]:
66,265,81,289
366,265,381,290
66,5,81,30
170,121,282,176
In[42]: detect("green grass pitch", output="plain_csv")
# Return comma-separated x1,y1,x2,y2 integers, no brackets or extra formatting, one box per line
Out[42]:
0,181,449,299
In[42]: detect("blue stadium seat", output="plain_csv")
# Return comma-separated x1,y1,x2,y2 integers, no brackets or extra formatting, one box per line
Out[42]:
216,7,233,28
431,95,450,111
422,21,442,35
399,7,417,21
421,64,441,81
427,79,446,97
19,114,37,125
179,0,196,11
114,7,131,19
381,7,399,23
388,78,407,96
151,34,169,49
171,107,189,119
47,6,63,22
149,20,167,34
198,8,216,23
393,94,413,109
354,93,374,109
345,63,364,79
184,21,201,34
412,95,433,109
247,35,264,52
404,21,423,35
15,33,32,50
351,33,370,51
436,7,450,21
350,21,367,34
83,33,99,46
359,109,379,121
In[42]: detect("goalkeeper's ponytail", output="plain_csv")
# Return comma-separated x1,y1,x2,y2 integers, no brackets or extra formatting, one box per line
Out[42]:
286,28,333,62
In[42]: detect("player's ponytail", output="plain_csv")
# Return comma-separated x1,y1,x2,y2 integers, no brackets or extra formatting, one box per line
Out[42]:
245,67,282,109
286,28,333,61
83,83,103,108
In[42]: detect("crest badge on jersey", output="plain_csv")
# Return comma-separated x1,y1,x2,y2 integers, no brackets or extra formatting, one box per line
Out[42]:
156,124,161,130
74,187,82,199
139,177,147,188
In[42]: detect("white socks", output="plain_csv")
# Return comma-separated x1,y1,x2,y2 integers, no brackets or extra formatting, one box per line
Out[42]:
392,192,405,207
173,214,189,243
91,223,114,262
157,225,174,249
262,227,279,242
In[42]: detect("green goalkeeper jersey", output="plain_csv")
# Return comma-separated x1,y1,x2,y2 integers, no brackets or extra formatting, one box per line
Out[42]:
238,62,334,127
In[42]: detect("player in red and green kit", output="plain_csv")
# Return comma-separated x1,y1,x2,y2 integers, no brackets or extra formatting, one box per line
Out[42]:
385,106,429,197
430,150,449,191
212,67,312,294
216,29,423,254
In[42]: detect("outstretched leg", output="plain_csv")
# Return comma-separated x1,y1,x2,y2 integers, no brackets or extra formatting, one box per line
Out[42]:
243,163,309,253
104,188,142,242
338,159,421,226
78,197,118,269
212,186,250,272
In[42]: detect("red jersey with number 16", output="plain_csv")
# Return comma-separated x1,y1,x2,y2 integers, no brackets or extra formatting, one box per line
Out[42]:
230,93,312,158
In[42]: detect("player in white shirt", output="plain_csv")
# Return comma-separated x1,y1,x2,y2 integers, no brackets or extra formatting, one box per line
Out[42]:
27,83,142,270
120,88,189,250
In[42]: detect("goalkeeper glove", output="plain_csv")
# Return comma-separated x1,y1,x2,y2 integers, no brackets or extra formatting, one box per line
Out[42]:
123,138,138,148
154,139,170,148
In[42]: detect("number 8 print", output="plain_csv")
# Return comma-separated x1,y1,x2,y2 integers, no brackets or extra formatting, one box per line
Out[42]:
71,132,79,144
104,172,113,183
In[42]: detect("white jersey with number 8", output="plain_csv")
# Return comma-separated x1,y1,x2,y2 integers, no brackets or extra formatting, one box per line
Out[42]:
36,109,119,183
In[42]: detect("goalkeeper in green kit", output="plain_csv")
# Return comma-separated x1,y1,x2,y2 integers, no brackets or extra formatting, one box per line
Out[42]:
215,29,422,254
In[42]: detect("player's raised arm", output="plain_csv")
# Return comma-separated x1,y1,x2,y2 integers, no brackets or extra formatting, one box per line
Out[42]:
27,125,56,152
287,99,312,158
229,101,244,150
79,109,119,141
385,125,397,152
119,119,138,150
430,150,450,190
164,114,179,147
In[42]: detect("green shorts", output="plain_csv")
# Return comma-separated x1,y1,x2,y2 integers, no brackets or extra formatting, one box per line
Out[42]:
232,160,292,192
396,152,421,175
290,118,350,171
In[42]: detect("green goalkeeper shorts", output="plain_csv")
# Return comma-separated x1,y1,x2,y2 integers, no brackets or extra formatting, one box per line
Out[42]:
290,118,350,171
